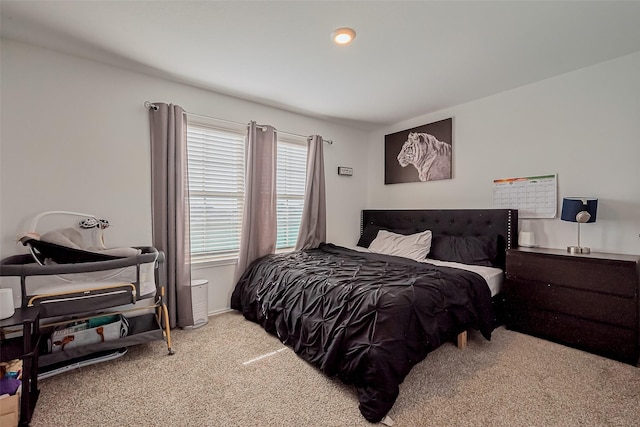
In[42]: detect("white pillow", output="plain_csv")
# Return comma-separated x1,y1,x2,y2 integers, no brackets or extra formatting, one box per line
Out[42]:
368,229,432,262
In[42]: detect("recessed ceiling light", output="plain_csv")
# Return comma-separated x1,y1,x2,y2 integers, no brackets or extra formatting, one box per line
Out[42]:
332,28,356,46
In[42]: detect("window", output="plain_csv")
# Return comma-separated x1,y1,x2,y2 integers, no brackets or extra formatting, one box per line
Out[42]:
186,124,307,262
187,124,245,261
276,138,307,250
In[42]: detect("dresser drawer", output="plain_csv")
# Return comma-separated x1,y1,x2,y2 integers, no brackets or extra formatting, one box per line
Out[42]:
506,305,638,365
505,278,637,329
507,252,637,297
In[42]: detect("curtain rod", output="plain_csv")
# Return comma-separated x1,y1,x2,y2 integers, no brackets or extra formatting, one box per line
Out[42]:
144,101,333,144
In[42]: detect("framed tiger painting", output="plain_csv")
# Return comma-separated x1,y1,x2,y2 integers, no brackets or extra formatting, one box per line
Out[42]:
384,117,453,184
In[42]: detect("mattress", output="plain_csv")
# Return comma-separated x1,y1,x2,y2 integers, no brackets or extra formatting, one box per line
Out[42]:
419,259,504,297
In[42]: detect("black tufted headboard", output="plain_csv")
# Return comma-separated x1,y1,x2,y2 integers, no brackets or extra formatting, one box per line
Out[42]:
361,209,518,270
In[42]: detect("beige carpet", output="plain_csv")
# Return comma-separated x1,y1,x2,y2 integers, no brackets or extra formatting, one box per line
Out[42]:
30,312,640,426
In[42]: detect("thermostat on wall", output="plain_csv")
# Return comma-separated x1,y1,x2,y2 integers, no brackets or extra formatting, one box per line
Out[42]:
338,167,353,176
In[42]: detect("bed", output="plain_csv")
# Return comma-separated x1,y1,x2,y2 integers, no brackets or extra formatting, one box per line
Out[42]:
231,208,518,422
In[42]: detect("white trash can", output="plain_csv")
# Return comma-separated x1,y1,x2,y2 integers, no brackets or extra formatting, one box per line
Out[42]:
189,279,209,329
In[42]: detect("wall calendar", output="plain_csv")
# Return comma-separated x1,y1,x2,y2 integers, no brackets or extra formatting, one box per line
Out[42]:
493,174,557,218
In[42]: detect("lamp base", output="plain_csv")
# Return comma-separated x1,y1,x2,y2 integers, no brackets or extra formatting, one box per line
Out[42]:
567,246,590,254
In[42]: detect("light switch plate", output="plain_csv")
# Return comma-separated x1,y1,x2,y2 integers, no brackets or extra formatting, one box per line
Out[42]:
338,167,353,176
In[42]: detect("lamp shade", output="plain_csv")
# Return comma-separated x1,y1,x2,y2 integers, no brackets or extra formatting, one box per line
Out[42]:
561,198,598,223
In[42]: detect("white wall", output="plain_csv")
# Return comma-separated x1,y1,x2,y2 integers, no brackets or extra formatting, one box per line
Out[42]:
0,40,370,314
366,51,640,255
4,38,638,318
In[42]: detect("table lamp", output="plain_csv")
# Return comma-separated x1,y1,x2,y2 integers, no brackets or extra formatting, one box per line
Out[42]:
561,197,598,254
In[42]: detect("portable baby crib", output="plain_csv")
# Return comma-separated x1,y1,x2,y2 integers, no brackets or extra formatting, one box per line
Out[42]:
0,211,174,378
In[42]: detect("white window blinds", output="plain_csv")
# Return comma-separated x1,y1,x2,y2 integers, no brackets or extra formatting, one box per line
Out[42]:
187,123,308,261
187,124,245,261
276,138,307,250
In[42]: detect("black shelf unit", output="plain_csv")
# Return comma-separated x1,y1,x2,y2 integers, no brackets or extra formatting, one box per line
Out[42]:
0,306,41,426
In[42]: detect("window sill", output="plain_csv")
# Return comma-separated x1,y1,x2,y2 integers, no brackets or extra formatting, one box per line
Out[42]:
275,248,295,254
191,257,238,269
190,248,296,269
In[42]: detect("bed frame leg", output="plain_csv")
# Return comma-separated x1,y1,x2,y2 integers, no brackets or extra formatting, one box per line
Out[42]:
457,331,467,349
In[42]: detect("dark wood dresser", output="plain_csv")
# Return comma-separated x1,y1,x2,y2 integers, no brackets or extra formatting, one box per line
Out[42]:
504,247,640,366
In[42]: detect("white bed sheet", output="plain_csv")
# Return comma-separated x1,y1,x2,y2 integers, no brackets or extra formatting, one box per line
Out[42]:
417,258,503,297
346,245,504,297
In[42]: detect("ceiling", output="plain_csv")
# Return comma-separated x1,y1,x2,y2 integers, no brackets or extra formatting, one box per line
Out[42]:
2,1,640,130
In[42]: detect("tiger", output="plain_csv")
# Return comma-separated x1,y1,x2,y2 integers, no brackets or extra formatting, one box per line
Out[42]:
397,132,452,181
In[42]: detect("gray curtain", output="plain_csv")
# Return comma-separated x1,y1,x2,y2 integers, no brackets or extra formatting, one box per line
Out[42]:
149,102,193,328
235,122,278,281
295,135,327,250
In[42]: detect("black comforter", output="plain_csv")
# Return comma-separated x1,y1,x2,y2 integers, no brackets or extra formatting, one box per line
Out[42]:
231,244,494,422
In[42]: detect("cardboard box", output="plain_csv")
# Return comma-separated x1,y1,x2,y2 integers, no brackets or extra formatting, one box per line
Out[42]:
0,392,19,427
